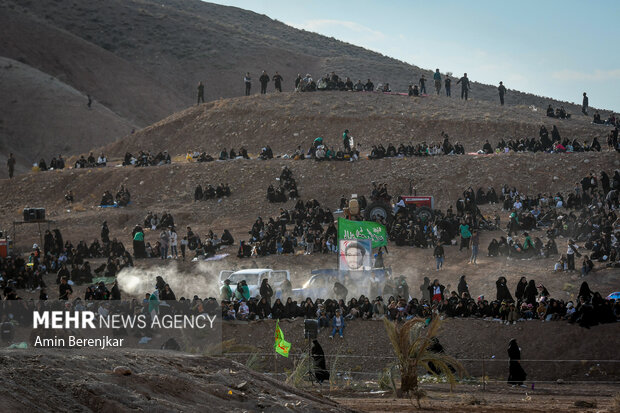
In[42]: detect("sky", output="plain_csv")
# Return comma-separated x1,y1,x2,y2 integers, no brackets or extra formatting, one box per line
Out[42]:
208,0,620,112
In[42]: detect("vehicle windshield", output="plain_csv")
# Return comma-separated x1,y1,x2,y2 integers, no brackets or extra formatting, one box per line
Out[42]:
229,273,259,285
270,272,287,283
304,276,331,289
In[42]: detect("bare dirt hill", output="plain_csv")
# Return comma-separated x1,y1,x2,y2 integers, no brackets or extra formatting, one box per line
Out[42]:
0,2,186,126
8,0,596,111
0,57,135,175
0,349,353,412
102,91,608,158
1,0,610,175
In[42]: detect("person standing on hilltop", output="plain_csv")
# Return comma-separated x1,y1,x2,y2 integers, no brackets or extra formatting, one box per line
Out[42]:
273,72,284,92
295,73,302,90
456,73,471,100
433,69,442,95
197,81,205,104
244,72,252,96
419,75,427,94
498,81,507,105
444,77,451,97
259,70,270,94
582,92,589,115
7,153,16,178
87,94,92,108
342,129,353,153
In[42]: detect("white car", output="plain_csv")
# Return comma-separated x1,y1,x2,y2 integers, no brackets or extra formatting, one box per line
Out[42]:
292,274,340,301
219,269,290,298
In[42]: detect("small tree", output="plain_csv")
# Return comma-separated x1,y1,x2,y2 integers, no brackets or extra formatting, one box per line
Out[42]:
383,317,465,407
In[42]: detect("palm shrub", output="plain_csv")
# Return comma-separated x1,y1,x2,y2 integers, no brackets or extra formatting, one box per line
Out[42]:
383,317,465,404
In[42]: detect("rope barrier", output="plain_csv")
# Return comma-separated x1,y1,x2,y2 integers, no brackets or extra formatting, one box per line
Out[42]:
223,353,620,363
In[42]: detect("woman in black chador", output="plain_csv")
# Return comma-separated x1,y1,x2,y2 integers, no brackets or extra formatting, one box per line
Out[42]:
311,339,330,383
507,338,527,387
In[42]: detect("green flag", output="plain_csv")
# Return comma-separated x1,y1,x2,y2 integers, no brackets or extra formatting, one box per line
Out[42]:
274,320,291,358
337,217,387,248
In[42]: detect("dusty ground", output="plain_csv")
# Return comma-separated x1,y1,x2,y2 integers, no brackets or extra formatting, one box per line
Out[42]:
0,349,355,412
334,383,620,412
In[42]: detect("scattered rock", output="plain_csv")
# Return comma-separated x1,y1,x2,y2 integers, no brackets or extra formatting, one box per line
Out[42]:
112,366,132,376
574,400,596,408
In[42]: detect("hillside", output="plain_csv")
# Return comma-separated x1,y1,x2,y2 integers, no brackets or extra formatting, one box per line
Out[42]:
102,91,608,158
6,0,596,109
1,0,610,173
0,57,135,175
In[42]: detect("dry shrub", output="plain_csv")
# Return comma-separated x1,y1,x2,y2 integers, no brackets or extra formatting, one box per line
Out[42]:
462,394,486,406
383,317,465,405
612,393,620,413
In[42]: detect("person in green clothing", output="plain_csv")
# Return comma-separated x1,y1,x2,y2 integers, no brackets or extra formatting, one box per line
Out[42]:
148,291,159,317
133,227,146,258
459,221,472,251
235,280,250,301
508,211,520,236
433,69,442,95
220,279,233,301
522,232,535,258
343,129,352,153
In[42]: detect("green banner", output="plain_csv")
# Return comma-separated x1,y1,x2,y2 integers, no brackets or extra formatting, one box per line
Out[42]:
274,320,291,358
337,218,387,248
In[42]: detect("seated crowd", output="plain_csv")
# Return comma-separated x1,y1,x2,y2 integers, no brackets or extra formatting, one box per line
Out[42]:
100,185,131,206
72,152,107,169
592,111,619,128
484,171,619,268
546,104,571,119
0,225,133,300
36,155,66,171
123,150,171,167
187,147,250,162
215,272,618,332
194,183,231,201
295,72,377,93
238,198,336,258
368,134,465,159
267,166,299,203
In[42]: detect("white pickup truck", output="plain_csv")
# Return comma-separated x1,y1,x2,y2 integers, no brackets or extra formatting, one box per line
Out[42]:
219,268,290,298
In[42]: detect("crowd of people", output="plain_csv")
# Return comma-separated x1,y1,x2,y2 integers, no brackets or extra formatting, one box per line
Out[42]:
482,171,619,267
267,166,299,203
123,150,171,167
213,271,618,332
368,134,466,158
100,185,131,207
73,152,107,169
0,224,133,300
546,104,571,119
239,197,336,258
592,111,619,127
36,155,66,171
194,183,231,201
476,124,618,154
